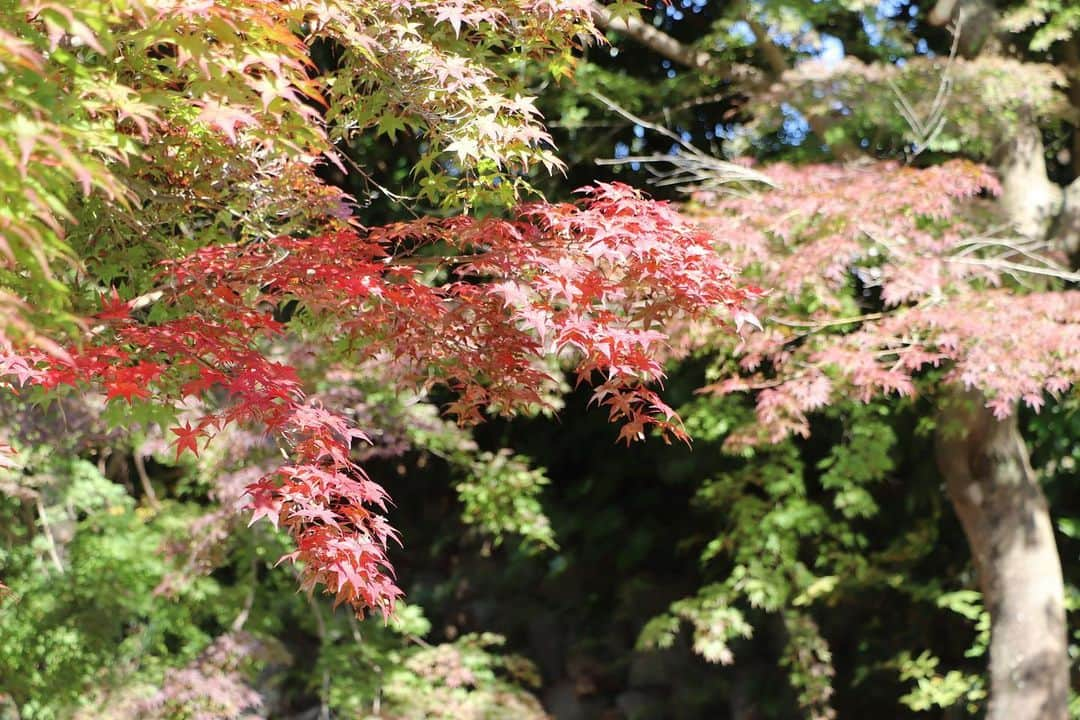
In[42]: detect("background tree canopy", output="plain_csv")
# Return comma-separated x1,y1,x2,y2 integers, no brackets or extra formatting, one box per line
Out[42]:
0,0,1078,719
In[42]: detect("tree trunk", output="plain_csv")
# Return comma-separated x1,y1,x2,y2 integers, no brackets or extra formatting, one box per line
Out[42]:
1050,175,1080,269
995,123,1063,241
935,391,1068,720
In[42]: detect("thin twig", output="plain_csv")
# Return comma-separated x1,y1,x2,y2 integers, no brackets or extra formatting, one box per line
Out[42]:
943,256,1080,282
588,91,775,191
951,237,1059,268
36,497,64,574
132,449,160,510
589,91,701,155
769,312,888,329
303,592,332,720
893,13,964,160
339,151,418,207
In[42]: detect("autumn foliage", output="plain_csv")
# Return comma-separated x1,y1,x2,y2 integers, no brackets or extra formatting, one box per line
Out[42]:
0,0,769,615
0,182,753,614
695,161,1079,443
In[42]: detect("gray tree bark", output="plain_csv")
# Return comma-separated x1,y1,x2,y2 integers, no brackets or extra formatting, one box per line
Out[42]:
586,1,712,70
1050,177,1080,266
935,392,1069,720
931,5,1075,712
995,123,1064,241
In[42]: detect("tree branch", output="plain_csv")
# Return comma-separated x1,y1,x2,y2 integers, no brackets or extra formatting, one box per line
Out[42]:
745,18,788,78
742,17,861,159
36,497,64,574
589,2,862,160
133,449,160,510
587,1,713,70
943,255,1080,282
586,1,765,87
588,91,775,189
927,0,959,26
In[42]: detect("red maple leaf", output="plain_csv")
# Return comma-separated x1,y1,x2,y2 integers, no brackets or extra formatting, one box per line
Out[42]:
170,421,201,460
9,182,758,618
96,287,132,321
106,380,149,404
246,477,282,529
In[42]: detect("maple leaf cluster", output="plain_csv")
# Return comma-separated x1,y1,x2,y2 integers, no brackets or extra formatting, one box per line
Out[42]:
136,632,283,719
694,160,1079,444
0,0,606,333
0,0,731,614
0,183,754,614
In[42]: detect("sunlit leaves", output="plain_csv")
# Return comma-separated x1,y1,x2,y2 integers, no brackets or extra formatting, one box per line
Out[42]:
0,182,751,614
0,0,602,332
753,57,1071,159
695,160,1078,443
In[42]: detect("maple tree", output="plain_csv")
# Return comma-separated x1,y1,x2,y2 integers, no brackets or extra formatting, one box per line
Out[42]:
575,1,1080,718
3,186,753,615
0,0,755,619
695,159,1077,443
677,159,1077,719
3,0,1080,717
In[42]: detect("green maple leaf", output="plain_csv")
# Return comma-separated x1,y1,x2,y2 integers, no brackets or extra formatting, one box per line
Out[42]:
377,113,407,141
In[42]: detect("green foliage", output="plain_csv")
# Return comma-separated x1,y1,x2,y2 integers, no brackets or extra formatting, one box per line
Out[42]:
1001,0,1080,51
322,378,560,551
638,587,753,664
817,406,896,520
780,611,836,720
637,399,904,713
457,450,556,551
0,457,220,718
1029,394,1080,488
0,424,556,718
3,0,1080,717
325,631,547,720
753,57,1073,159
895,650,987,715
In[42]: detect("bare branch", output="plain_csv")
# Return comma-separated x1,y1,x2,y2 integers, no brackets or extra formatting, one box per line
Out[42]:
586,1,713,69
769,312,889,329
944,256,1080,282
892,14,963,160
133,449,160,510
590,91,699,155
585,0,766,87
589,91,775,190
36,497,64,574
